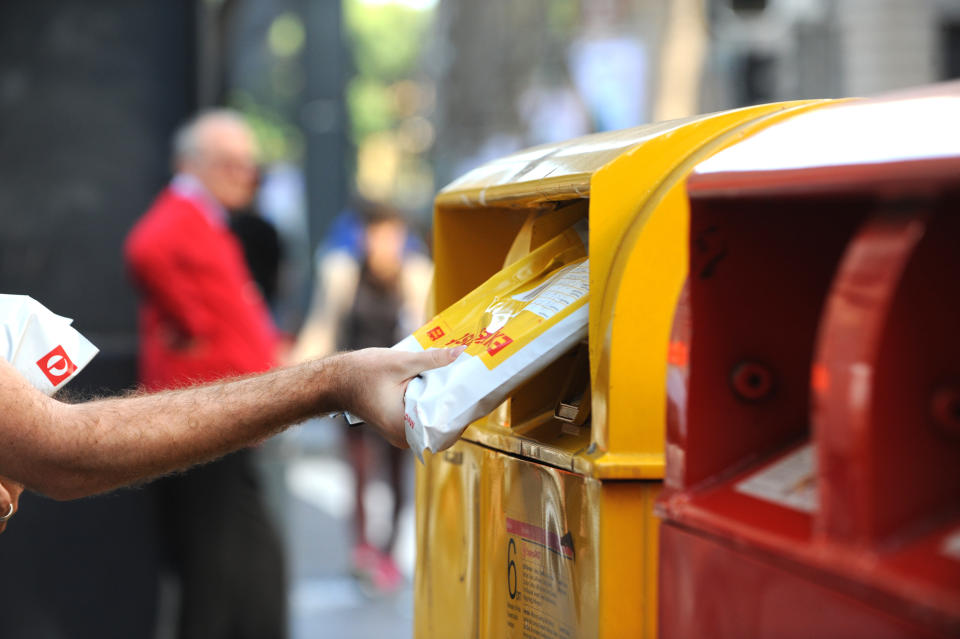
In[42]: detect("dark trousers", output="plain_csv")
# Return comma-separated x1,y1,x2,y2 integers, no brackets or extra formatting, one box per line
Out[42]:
159,449,287,639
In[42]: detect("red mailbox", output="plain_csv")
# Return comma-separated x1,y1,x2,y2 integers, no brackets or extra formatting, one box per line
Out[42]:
658,83,960,639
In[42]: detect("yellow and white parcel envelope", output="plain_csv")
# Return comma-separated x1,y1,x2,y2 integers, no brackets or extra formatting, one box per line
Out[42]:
397,221,588,460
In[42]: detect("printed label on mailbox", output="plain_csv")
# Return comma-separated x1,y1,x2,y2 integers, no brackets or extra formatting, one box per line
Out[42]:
735,443,818,513
942,528,960,562
491,452,597,639
505,518,578,639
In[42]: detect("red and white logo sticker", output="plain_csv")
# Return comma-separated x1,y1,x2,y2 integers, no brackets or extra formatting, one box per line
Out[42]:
486,333,513,356
36,345,77,387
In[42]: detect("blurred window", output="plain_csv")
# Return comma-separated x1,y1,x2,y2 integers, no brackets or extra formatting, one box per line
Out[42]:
944,21,960,80
737,52,777,105
730,0,768,12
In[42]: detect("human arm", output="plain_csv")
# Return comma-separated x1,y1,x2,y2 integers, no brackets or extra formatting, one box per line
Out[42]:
0,346,460,501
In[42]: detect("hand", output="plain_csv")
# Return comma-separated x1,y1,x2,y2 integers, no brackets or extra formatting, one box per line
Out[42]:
0,475,24,534
334,347,463,448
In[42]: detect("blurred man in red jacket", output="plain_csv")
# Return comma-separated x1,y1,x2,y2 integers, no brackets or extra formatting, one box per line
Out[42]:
126,110,286,639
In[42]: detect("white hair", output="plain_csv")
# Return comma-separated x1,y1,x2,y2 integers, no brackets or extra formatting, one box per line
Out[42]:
171,108,250,164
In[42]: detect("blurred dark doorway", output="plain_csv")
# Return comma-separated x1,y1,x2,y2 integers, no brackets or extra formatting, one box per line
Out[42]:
0,1,195,637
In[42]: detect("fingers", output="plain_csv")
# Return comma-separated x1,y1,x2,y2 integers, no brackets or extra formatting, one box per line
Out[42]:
401,345,465,378
337,346,463,450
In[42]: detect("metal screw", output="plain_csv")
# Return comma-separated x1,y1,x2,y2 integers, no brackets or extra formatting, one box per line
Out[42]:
731,361,775,402
931,385,960,438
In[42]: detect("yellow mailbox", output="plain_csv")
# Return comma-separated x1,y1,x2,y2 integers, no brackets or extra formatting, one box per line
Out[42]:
414,99,839,638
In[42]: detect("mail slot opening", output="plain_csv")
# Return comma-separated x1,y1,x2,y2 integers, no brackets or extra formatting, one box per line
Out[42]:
677,192,872,492
482,201,592,443
429,197,592,449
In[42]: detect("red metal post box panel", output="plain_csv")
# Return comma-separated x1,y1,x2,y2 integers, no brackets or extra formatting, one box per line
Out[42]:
658,83,960,639
659,523,949,639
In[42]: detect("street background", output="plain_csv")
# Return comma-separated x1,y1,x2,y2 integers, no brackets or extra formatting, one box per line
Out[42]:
0,1,959,637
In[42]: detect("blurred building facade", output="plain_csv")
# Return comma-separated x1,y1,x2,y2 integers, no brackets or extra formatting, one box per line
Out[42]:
429,0,960,187
701,0,960,109
430,0,673,188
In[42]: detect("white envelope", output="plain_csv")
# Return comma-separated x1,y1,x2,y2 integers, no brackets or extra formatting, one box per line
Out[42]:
0,295,98,395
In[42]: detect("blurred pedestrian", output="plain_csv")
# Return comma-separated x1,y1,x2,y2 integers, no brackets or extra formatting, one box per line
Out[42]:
229,207,283,309
293,202,432,592
125,109,286,639
230,202,290,360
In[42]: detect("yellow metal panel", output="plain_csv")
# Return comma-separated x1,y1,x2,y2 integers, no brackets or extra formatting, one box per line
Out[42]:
643,485,660,639
415,439,661,638
414,442,483,638
432,205,527,310
598,481,661,638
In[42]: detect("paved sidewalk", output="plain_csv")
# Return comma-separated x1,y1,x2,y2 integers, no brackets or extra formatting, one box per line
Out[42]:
284,448,415,639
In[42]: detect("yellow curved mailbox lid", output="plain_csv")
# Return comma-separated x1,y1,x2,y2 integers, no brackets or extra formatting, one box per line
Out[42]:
430,99,836,480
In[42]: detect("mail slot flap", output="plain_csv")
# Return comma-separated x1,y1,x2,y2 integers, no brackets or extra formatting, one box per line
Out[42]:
436,116,706,209
814,203,960,546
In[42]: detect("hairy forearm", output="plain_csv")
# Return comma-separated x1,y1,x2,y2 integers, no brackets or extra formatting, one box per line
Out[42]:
0,345,451,502
22,356,348,499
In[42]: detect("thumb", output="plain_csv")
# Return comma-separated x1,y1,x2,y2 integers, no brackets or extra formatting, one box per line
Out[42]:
402,345,465,378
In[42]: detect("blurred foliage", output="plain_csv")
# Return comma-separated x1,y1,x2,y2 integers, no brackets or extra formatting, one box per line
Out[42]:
227,9,310,165
342,0,437,211
345,1,432,79
268,11,305,58
230,90,305,164
546,0,580,41
347,78,394,144
344,0,434,143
